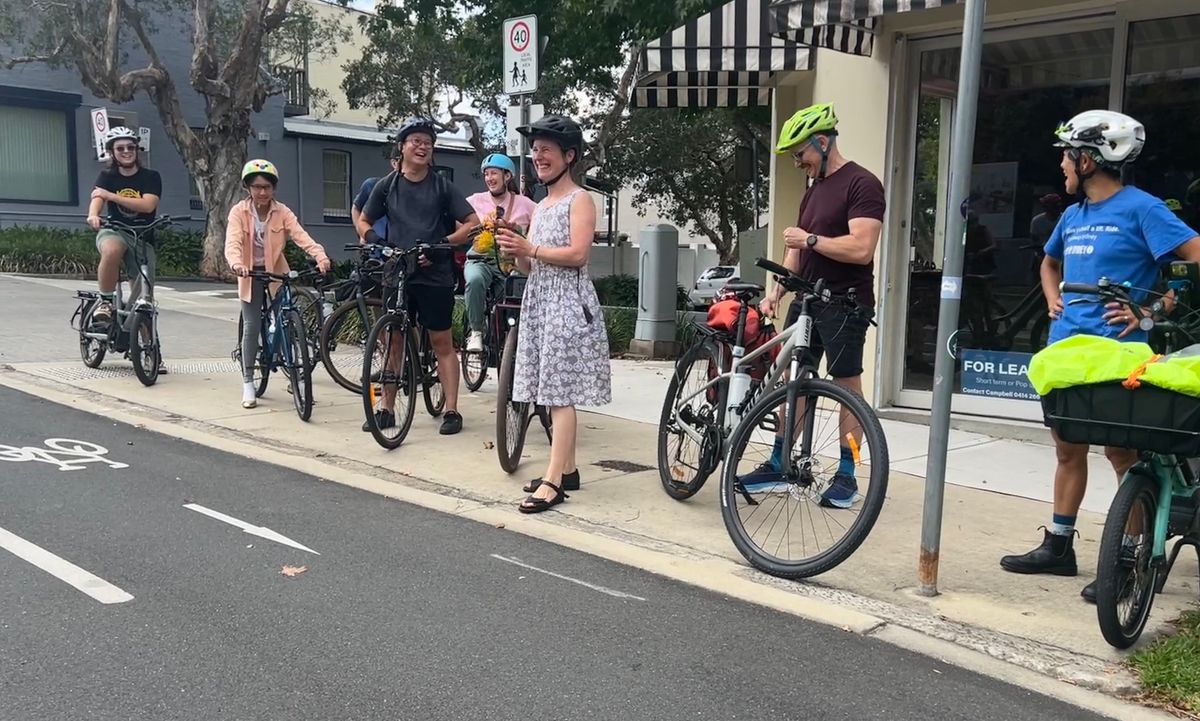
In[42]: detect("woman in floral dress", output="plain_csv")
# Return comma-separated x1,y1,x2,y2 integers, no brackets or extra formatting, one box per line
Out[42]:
497,115,611,513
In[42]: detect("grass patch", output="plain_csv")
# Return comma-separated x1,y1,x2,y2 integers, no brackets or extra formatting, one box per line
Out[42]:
1130,607,1200,715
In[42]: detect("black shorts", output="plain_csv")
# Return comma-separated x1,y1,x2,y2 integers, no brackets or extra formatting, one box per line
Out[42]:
405,284,454,332
785,301,872,379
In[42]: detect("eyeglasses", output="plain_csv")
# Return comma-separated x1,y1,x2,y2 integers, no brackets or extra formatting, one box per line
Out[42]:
113,145,138,153
248,183,274,191
407,138,434,149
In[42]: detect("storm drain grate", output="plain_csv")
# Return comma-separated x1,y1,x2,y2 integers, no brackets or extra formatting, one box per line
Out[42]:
17,360,240,382
593,459,655,473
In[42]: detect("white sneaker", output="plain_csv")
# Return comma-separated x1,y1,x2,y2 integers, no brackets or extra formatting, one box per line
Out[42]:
242,381,257,409
466,331,484,353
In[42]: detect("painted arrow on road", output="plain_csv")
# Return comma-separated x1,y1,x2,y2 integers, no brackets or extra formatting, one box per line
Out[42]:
184,503,320,555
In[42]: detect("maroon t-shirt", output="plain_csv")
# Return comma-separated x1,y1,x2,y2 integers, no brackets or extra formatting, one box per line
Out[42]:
796,161,886,307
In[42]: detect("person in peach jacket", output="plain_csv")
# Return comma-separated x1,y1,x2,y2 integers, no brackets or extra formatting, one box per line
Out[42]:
225,159,331,409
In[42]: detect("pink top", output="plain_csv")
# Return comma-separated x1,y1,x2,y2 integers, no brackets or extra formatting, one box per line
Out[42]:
466,191,537,231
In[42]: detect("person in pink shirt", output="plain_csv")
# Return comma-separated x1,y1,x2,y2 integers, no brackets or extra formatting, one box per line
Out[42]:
463,154,537,352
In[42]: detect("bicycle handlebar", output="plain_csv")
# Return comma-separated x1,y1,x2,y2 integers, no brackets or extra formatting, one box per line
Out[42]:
753,256,868,316
100,215,190,236
1059,278,1195,338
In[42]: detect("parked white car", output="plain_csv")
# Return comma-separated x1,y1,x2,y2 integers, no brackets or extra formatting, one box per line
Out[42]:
688,265,739,308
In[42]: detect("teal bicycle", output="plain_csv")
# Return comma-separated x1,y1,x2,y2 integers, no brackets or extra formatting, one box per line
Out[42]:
1043,270,1200,648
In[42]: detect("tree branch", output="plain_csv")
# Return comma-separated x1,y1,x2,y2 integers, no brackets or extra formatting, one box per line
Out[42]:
189,0,229,98
103,0,121,80
590,42,644,168
1,40,67,69
263,0,290,32
662,173,724,251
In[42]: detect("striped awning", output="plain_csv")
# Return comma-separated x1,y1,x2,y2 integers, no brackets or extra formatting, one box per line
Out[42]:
769,0,963,57
633,0,813,108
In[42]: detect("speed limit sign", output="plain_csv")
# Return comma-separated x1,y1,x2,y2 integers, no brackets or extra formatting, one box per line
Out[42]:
502,15,538,95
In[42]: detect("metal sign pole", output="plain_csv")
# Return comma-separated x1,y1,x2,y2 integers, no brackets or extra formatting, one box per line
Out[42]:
519,96,530,195
919,0,988,597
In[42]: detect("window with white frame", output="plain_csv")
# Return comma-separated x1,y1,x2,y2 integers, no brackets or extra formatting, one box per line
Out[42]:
322,149,352,222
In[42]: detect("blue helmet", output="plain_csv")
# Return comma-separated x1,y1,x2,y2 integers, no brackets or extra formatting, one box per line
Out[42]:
481,153,516,176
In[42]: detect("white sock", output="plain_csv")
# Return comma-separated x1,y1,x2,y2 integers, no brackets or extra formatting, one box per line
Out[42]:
242,381,256,402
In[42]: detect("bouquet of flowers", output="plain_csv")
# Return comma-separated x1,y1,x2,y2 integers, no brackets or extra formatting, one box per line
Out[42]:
472,211,517,274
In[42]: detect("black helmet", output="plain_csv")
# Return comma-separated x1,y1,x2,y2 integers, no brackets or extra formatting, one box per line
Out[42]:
397,117,437,144
517,115,584,157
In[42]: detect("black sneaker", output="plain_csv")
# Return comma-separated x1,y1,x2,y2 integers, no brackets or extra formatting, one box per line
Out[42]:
524,469,581,493
999,528,1078,576
362,410,395,432
1081,581,1096,604
439,410,463,436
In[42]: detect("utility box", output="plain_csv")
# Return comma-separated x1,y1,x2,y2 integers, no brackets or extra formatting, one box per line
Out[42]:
629,224,679,359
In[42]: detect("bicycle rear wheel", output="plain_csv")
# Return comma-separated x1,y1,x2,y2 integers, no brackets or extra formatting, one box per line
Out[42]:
284,310,314,421
129,312,160,387
419,328,445,418
1095,470,1160,649
362,315,417,450
657,339,726,501
719,378,889,579
292,286,323,371
496,326,530,473
237,313,270,397
461,320,489,392
320,298,384,395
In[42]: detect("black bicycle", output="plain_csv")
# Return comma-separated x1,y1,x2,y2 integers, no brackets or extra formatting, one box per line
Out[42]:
493,273,553,473
318,245,389,394
461,265,510,392
71,215,188,386
361,242,451,450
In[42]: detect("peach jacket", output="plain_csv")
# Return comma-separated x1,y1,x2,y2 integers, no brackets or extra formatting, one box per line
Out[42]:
224,199,329,303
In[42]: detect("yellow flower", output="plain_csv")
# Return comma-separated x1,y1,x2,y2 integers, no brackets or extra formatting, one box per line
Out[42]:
473,228,495,254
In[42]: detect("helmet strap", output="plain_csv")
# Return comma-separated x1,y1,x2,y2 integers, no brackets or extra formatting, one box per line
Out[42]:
812,137,831,180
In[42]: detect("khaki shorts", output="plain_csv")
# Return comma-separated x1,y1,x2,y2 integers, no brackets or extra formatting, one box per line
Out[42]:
96,228,157,300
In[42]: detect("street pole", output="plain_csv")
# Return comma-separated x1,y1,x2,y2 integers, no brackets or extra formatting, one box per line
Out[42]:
518,96,530,195
918,0,988,597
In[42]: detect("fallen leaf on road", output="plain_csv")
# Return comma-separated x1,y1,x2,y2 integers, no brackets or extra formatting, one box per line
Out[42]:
280,565,308,578
484,441,495,450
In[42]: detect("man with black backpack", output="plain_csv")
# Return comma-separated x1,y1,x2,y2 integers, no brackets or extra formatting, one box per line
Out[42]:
355,118,480,435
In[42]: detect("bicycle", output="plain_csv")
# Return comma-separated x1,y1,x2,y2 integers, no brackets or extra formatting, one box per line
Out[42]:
658,257,889,579
317,245,389,394
71,215,187,387
493,272,553,473
231,268,319,421
461,264,508,392
361,242,451,450
1041,272,1200,649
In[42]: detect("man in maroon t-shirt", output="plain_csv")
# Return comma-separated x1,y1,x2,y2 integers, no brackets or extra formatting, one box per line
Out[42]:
745,102,886,508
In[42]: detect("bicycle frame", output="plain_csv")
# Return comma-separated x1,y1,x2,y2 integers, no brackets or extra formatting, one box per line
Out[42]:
260,280,300,371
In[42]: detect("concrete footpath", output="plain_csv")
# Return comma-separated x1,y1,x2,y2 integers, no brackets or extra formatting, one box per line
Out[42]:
3,354,1197,698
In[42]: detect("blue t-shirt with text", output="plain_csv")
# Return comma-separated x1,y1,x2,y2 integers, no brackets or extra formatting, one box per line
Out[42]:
1045,186,1197,345
353,177,388,239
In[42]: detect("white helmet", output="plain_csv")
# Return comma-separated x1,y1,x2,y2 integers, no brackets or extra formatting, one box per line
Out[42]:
1054,110,1144,166
102,126,139,150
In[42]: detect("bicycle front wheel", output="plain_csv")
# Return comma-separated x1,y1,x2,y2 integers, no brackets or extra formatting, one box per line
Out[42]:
130,312,160,387
284,310,314,421
419,329,445,418
657,339,726,501
292,286,323,371
362,315,417,450
719,378,889,579
461,323,489,392
1096,470,1160,649
320,298,384,395
496,325,530,473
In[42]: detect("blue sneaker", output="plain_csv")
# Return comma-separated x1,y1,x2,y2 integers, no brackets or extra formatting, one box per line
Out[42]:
820,474,861,509
737,461,790,494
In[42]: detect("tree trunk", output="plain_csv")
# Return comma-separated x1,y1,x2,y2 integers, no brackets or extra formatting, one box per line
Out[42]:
191,131,248,278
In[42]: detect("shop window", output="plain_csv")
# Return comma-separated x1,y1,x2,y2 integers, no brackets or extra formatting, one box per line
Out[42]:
901,27,1114,395
1122,14,1200,229
0,104,72,203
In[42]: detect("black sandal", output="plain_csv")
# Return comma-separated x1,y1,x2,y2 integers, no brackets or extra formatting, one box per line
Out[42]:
523,469,581,493
519,480,568,514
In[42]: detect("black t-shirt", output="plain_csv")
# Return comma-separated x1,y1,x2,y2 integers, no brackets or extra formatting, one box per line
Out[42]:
796,161,885,307
94,167,163,243
363,170,473,287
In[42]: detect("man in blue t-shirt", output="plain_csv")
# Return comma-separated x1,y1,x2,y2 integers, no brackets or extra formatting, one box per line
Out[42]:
1000,111,1200,604
351,146,400,244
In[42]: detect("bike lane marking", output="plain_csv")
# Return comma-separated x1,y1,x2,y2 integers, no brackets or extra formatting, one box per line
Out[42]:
183,503,320,555
0,526,134,604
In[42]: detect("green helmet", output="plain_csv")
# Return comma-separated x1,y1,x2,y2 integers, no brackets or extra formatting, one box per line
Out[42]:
775,102,838,155
1165,198,1183,212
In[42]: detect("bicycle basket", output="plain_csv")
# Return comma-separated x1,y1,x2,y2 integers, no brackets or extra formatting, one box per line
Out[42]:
1042,381,1200,456
504,274,527,302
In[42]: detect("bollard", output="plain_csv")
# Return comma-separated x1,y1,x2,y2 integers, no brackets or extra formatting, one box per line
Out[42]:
629,224,679,359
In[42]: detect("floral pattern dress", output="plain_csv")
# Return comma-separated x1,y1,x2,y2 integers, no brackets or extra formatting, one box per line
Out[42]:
512,188,612,407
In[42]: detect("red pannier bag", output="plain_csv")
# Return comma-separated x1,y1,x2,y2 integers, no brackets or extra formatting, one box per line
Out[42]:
703,297,780,403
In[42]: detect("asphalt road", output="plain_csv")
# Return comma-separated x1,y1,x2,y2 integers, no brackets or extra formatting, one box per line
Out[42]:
0,384,1112,721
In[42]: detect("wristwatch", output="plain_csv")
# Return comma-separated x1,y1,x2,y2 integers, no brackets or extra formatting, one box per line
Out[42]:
806,234,819,249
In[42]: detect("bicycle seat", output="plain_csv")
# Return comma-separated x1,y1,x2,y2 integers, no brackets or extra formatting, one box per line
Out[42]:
723,282,765,296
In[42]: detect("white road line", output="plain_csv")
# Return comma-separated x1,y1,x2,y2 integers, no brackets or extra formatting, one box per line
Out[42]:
490,554,646,601
0,526,134,604
184,503,320,555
